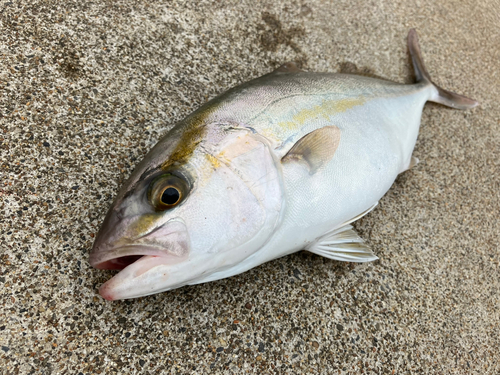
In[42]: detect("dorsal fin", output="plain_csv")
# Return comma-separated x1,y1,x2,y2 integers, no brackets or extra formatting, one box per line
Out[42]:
274,62,304,73
281,126,341,174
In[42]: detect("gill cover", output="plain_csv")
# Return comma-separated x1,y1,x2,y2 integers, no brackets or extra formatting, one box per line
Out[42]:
193,127,285,262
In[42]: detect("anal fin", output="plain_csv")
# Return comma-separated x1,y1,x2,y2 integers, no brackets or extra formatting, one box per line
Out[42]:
400,156,419,174
305,203,379,263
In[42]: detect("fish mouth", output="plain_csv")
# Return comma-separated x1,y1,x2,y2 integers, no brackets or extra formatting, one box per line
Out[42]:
90,219,192,300
90,219,191,271
90,246,188,301
89,245,170,270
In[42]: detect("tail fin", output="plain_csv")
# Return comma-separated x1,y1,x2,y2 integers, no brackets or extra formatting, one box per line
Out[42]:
408,29,478,110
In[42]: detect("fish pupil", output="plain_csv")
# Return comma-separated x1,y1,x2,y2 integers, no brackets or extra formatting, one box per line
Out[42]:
161,187,180,205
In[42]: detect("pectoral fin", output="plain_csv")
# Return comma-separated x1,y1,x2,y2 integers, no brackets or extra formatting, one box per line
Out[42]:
281,126,341,174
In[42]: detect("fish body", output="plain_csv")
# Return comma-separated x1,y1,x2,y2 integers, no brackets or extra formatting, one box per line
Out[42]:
90,30,477,300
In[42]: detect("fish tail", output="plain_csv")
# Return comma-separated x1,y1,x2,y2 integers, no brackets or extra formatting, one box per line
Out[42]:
408,29,478,110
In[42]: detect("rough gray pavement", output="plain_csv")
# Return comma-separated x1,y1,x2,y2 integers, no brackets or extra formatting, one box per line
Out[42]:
1,1,499,374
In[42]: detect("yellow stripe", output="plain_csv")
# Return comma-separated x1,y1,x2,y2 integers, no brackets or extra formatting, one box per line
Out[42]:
277,97,365,130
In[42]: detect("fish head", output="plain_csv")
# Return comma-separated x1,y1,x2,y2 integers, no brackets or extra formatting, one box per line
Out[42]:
90,122,284,300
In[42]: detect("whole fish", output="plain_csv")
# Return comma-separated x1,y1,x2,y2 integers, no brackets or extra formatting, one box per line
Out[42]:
90,30,477,300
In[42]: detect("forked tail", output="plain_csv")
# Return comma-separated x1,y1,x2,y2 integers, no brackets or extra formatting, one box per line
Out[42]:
408,29,478,109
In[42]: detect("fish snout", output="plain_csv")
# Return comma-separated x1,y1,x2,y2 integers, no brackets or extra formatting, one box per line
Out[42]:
89,218,190,270
90,207,124,265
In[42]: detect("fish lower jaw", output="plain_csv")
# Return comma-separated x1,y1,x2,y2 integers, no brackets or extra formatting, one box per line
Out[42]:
89,246,190,301
97,253,188,301
96,252,236,300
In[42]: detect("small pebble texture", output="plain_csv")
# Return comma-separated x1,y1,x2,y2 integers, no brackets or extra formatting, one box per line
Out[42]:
1,0,499,374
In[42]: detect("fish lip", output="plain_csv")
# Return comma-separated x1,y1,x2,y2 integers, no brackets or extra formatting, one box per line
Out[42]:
89,245,171,269
90,218,190,269
98,252,191,300
93,247,190,300
98,254,177,300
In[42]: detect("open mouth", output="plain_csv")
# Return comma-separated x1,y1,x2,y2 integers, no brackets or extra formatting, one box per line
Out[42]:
90,250,171,301
98,254,167,301
89,246,169,270
94,255,145,270
89,245,190,300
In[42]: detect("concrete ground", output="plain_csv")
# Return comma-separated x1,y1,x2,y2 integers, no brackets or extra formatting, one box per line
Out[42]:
1,0,499,374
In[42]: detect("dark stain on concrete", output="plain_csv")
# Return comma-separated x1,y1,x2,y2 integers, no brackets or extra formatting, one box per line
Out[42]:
259,12,307,67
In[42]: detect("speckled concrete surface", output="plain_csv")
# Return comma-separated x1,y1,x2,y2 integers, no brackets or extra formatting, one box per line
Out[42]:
1,0,499,374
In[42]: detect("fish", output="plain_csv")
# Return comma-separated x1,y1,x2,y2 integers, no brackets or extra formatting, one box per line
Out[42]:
90,29,477,300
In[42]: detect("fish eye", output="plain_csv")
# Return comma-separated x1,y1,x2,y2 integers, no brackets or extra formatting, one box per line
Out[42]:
161,187,180,205
149,174,189,211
